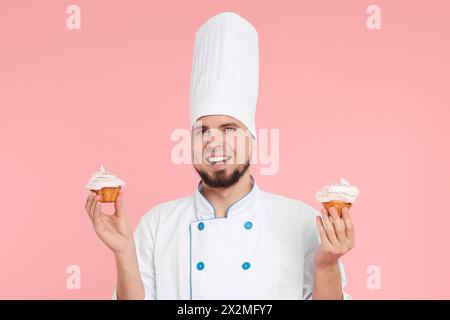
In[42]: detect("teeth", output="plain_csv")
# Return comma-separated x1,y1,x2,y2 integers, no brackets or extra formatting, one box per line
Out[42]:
207,156,231,165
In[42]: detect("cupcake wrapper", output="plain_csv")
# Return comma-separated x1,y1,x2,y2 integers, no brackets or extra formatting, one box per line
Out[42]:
322,201,352,216
94,187,121,203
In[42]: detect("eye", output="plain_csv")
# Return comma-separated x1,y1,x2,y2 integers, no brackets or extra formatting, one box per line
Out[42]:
225,127,236,134
202,129,211,138
195,128,208,135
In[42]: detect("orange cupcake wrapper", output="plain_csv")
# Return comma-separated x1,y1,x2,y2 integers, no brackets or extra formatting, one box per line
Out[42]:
93,187,121,203
322,201,352,216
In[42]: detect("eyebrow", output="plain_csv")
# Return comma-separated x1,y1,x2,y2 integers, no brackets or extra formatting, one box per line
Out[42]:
219,122,239,128
194,122,240,131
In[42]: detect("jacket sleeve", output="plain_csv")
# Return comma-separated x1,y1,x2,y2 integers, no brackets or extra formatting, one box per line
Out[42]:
112,210,157,300
302,207,352,300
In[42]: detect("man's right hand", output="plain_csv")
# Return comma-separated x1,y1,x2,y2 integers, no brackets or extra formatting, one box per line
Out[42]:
85,191,145,299
84,191,134,254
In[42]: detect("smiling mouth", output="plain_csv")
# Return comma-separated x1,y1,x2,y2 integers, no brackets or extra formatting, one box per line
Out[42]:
206,155,232,165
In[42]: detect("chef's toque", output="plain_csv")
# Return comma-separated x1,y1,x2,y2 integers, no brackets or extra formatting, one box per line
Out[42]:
189,12,259,139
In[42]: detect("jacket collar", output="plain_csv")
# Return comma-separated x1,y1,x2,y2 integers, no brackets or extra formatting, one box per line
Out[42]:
194,175,260,220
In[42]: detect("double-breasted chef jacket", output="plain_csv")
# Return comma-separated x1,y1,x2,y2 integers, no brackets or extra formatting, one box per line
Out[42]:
112,176,350,299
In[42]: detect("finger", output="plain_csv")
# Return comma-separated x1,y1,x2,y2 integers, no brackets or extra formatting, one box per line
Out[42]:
89,195,100,221
114,192,125,217
316,216,332,249
327,206,340,220
92,200,104,226
84,193,92,211
342,207,355,246
328,206,347,243
86,192,96,215
321,208,339,246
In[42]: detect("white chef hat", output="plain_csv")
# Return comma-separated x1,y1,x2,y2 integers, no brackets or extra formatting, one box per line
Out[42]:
189,11,259,139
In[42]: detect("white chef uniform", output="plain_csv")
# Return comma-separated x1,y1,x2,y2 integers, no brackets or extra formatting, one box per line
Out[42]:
112,176,351,299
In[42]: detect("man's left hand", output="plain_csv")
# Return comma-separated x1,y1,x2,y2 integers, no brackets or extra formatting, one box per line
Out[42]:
315,206,355,268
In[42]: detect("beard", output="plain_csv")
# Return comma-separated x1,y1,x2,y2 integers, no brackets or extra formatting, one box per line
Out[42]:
194,160,250,189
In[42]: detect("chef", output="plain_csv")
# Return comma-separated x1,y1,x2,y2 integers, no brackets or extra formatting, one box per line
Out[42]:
84,12,353,300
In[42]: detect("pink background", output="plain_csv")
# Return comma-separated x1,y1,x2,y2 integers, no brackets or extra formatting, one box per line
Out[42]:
1,0,449,299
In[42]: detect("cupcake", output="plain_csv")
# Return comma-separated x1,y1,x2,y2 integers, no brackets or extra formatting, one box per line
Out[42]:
86,165,125,203
315,177,359,216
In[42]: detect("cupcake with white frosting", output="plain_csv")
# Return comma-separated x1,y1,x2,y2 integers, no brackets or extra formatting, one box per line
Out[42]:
86,165,125,203
315,177,359,215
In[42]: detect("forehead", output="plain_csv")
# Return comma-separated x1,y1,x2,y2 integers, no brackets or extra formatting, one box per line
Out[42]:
193,115,245,128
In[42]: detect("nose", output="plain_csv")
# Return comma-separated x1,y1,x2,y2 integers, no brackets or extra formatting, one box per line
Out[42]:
205,143,224,157
202,127,234,158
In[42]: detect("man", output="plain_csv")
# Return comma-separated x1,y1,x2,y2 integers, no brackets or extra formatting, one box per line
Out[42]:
84,12,354,299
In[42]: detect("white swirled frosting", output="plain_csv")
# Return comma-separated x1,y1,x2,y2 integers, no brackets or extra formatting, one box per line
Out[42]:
86,165,125,190
315,177,359,203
